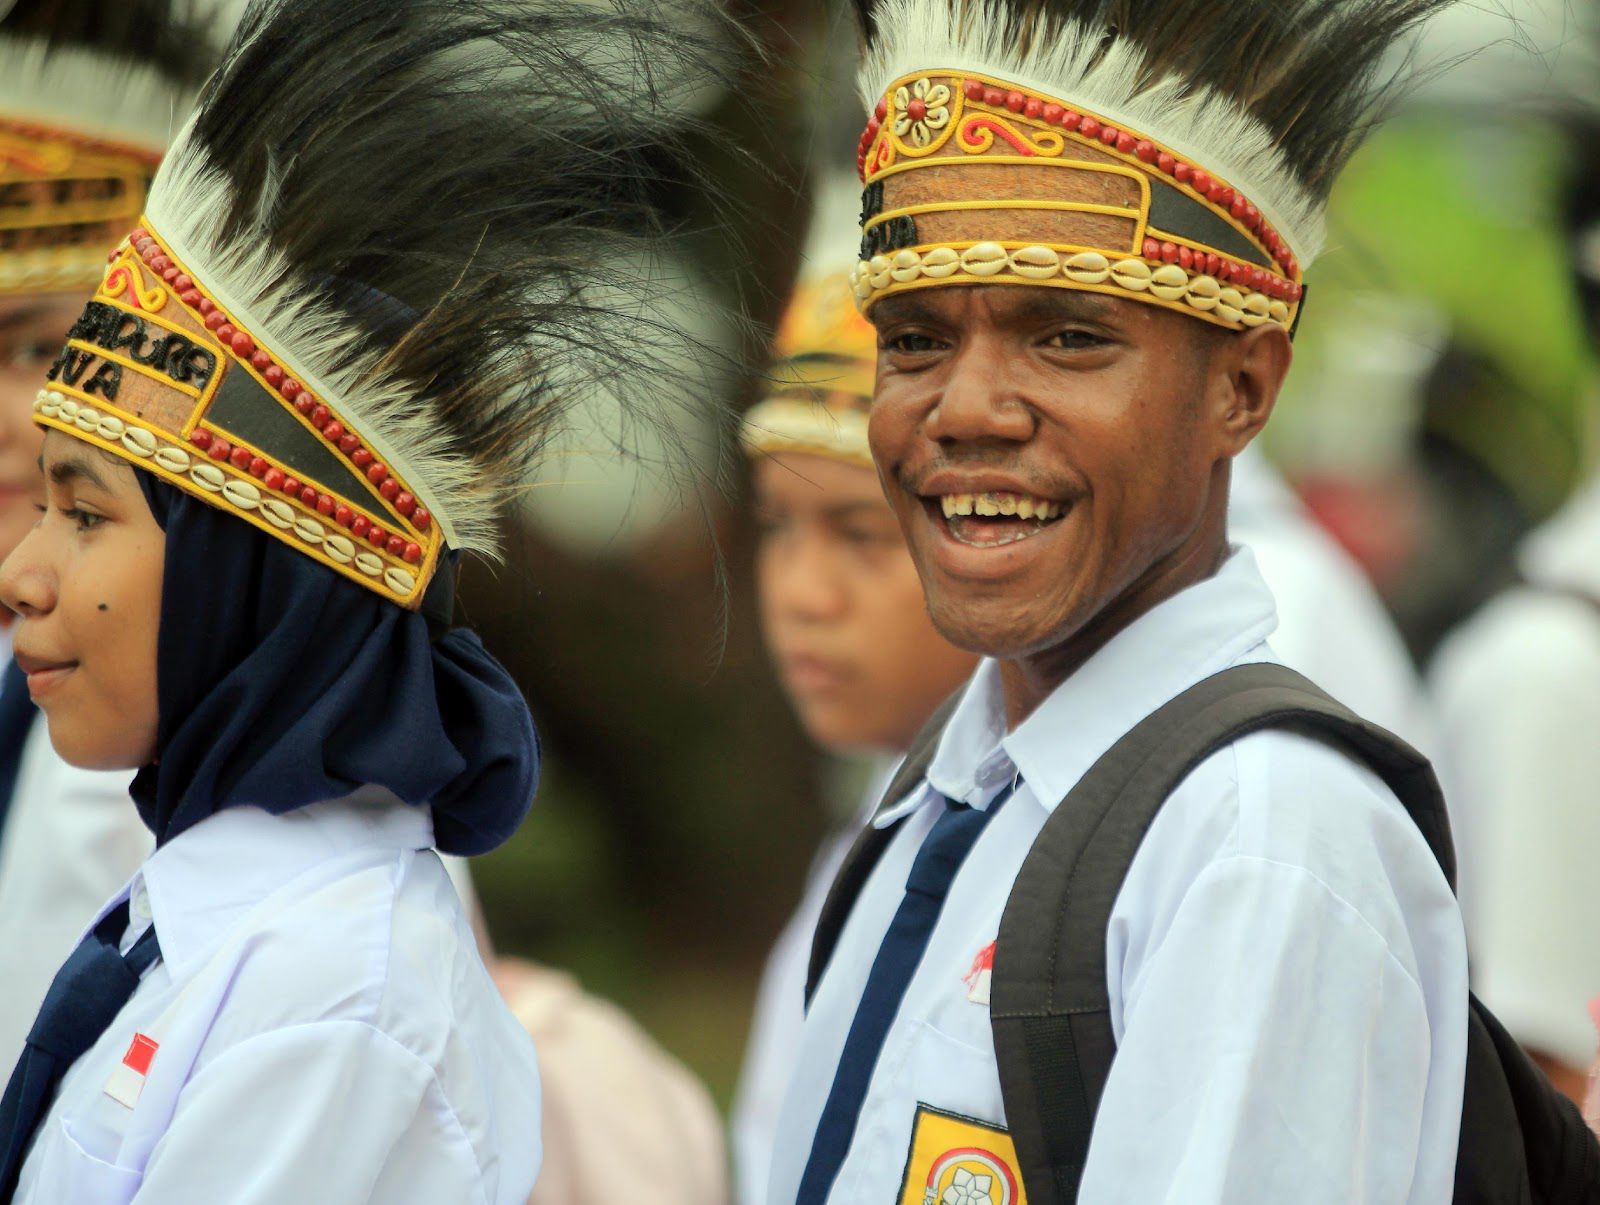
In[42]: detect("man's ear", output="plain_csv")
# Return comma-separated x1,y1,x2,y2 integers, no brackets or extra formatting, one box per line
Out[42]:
1210,323,1292,457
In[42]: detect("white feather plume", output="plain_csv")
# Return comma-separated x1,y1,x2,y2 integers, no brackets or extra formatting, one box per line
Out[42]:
857,0,1327,265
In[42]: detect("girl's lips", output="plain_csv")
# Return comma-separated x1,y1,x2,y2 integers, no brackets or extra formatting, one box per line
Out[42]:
13,652,79,700
23,664,76,699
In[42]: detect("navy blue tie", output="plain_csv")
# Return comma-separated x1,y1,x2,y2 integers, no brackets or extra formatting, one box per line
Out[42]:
0,660,38,845
797,782,1016,1203
0,901,161,1197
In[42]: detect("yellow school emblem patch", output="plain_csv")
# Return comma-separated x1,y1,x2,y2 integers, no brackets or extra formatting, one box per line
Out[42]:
898,1104,1027,1205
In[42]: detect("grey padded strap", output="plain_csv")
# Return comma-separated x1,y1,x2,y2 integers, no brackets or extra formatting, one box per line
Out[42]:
990,662,1455,1204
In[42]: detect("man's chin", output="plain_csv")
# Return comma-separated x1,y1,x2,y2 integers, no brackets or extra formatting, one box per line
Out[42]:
924,592,1075,662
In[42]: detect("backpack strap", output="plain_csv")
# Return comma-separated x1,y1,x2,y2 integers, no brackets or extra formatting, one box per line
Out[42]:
990,661,1456,1204
805,689,962,1006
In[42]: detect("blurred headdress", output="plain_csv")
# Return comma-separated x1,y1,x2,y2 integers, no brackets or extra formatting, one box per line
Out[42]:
33,0,725,615
849,0,1456,334
0,0,214,297
742,173,877,469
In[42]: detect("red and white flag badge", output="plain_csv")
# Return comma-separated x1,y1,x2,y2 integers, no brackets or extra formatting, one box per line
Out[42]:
963,940,995,1006
103,1033,159,1109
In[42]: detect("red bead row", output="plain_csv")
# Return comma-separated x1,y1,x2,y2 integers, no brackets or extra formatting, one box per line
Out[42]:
857,80,1298,280
186,425,424,564
1138,238,1303,302
126,227,432,545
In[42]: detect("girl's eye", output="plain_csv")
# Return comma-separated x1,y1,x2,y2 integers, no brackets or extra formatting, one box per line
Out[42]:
61,507,103,531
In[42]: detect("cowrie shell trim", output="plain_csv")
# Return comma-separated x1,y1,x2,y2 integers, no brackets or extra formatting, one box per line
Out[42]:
851,244,1292,333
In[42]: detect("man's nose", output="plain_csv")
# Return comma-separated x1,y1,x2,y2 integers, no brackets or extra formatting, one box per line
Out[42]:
924,342,1035,446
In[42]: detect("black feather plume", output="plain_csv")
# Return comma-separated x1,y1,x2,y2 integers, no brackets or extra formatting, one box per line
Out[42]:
147,0,742,555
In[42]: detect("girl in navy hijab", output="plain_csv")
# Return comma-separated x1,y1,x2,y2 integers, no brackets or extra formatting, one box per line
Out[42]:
0,0,725,1199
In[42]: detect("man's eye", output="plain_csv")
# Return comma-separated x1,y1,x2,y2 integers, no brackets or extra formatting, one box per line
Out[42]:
1043,329,1109,351
884,333,944,354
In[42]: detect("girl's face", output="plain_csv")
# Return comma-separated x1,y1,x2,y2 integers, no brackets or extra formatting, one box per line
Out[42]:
0,428,164,769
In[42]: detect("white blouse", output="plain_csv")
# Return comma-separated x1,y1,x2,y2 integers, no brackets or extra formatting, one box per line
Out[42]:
14,791,540,1204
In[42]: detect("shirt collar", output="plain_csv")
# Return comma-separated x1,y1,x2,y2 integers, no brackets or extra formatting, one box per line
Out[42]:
878,547,1278,826
129,791,434,981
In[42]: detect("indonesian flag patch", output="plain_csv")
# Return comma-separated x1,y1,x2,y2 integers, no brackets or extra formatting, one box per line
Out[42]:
963,940,995,1006
103,1033,159,1109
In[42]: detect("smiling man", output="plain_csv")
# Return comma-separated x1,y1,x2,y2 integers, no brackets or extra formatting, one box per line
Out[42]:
768,1,1472,1203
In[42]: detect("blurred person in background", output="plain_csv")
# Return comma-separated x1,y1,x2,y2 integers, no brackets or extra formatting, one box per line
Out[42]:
0,0,219,1068
449,862,728,1205
732,174,978,1205
1230,444,1434,749
1430,108,1600,1104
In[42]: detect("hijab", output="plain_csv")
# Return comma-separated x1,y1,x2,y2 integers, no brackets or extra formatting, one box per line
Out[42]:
130,473,538,855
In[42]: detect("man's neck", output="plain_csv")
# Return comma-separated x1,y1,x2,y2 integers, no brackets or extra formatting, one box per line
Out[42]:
998,536,1229,729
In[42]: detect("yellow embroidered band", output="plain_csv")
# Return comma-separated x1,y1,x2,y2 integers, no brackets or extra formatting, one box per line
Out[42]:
32,220,444,608
0,120,161,297
741,271,877,468
852,70,1305,333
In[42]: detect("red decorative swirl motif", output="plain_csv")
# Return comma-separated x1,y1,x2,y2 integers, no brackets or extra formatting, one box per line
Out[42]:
959,116,1037,156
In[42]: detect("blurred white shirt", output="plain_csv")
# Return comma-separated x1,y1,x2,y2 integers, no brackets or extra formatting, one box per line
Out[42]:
1230,447,1433,751
770,550,1467,1205
732,818,862,1205
14,793,540,1204
1430,474,1600,1068
0,631,147,1069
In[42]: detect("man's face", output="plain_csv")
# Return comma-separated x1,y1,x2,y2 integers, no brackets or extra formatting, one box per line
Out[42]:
869,286,1247,661
0,295,83,561
754,452,977,753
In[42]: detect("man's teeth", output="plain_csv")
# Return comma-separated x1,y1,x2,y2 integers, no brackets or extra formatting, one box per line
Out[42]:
939,492,1062,520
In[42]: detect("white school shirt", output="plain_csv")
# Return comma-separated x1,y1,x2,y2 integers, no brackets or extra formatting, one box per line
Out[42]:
1230,447,1434,752
769,549,1467,1205
13,792,541,1205
736,452,1431,1205
0,629,147,1069
1430,473,1600,1069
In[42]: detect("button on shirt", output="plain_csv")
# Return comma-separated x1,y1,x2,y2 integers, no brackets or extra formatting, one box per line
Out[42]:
13,792,541,1204
771,549,1467,1205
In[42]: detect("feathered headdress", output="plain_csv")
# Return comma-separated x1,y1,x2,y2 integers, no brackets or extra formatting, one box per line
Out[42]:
33,0,730,614
742,172,878,468
849,0,1456,334
0,0,215,296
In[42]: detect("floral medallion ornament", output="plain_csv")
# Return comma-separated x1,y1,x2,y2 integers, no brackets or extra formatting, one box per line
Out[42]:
893,77,951,147
942,1166,1001,1205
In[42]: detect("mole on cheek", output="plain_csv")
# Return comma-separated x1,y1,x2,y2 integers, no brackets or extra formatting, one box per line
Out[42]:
97,603,108,612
